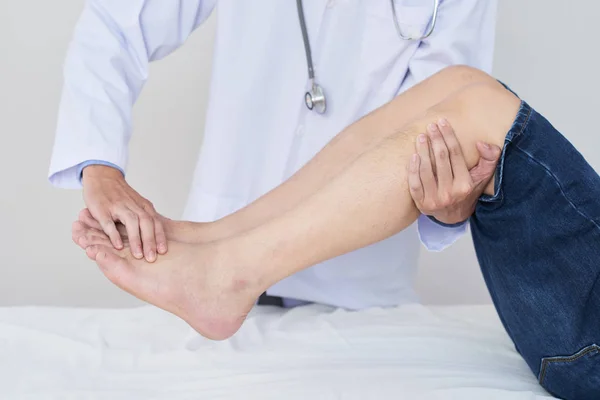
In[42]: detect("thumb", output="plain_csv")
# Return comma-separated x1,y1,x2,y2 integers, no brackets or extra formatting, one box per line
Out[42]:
470,142,502,186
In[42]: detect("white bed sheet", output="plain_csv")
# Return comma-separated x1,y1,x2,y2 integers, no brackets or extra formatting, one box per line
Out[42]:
0,303,555,399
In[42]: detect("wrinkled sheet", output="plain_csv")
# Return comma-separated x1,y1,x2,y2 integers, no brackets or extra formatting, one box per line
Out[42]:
0,303,555,399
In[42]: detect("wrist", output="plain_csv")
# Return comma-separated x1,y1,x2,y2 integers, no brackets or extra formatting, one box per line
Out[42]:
82,165,124,182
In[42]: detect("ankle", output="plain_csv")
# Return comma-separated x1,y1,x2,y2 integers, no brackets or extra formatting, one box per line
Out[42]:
214,234,277,298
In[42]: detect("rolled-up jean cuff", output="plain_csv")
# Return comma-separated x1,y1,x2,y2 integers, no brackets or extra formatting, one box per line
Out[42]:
426,215,468,228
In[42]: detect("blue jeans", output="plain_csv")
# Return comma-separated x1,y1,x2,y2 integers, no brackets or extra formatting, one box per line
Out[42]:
470,88,600,399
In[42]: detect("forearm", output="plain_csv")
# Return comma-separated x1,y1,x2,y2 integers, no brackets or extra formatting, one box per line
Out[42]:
206,67,492,240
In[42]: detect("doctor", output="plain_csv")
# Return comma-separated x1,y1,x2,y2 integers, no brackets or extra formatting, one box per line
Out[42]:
49,0,499,310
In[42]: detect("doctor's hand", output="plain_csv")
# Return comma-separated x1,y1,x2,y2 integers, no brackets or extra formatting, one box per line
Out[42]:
81,165,167,262
408,120,501,226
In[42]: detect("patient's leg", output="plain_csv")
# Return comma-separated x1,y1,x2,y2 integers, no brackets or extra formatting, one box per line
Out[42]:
108,66,495,244
80,78,521,341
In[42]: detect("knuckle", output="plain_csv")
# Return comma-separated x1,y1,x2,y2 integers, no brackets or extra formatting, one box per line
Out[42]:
409,185,422,196
437,194,450,206
459,184,473,196
139,212,152,223
436,148,448,160
101,219,114,230
449,145,462,157
126,211,139,222
424,200,437,211
111,201,126,210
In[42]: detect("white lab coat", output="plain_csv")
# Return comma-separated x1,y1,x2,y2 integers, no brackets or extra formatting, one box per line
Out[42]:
49,0,498,309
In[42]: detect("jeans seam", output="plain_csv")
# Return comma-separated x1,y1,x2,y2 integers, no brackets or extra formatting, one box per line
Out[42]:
538,344,600,385
512,145,600,233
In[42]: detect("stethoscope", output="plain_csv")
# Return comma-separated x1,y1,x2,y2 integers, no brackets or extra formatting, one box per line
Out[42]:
298,0,441,114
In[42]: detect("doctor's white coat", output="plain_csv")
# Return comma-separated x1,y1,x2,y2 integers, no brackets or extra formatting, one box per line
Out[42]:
49,0,498,309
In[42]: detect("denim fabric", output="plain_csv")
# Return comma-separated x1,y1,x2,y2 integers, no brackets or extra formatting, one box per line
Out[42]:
470,93,600,399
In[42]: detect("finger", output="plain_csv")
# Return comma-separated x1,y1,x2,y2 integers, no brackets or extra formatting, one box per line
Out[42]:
427,123,453,195
97,214,123,250
438,118,471,183
471,142,502,186
408,154,425,205
114,209,143,259
72,221,88,248
416,134,438,200
138,212,157,262
78,208,103,230
140,202,167,255
153,217,168,255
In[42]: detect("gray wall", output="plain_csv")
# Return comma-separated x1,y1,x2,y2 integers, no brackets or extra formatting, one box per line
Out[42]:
0,1,598,307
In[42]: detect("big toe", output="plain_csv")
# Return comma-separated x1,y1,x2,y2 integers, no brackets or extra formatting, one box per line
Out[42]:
93,246,136,290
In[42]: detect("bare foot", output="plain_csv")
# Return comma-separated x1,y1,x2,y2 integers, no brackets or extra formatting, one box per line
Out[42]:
77,208,213,244
72,221,261,340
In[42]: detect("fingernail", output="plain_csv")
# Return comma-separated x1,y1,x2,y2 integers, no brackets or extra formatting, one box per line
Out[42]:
135,247,143,258
439,118,448,127
116,240,123,249
78,236,86,246
427,123,437,134
158,244,167,254
482,142,491,149
418,134,427,143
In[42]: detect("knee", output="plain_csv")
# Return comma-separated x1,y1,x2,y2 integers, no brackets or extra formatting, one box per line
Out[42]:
451,81,522,125
435,65,496,87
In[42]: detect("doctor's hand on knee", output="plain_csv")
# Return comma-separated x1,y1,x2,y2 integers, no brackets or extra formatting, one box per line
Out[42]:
80,165,167,262
408,119,501,226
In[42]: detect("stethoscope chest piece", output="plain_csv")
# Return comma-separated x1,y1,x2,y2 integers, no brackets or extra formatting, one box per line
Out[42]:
305,83,326,114
297,0,440,115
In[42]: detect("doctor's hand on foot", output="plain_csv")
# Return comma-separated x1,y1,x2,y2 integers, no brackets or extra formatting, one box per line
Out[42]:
75,208,212,249
408,120,501,225
81,165,168,262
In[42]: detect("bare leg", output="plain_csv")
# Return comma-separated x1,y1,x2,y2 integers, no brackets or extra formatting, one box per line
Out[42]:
78,73,521,340
136,66,495,243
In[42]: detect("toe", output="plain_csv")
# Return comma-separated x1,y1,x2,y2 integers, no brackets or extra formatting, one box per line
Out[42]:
85,244,100,260
72,221,86,246
94,246,137,293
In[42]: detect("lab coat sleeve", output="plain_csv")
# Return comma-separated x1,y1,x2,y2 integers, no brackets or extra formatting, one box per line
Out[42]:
48,0,217,189
398,0,499,251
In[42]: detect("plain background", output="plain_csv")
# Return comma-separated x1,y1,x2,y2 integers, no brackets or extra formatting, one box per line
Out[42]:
0,1,598,307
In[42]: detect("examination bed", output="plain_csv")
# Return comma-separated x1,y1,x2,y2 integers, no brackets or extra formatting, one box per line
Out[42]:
0,303,555,399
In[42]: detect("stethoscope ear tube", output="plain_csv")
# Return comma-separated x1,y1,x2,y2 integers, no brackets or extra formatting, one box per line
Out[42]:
391,0,440,40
